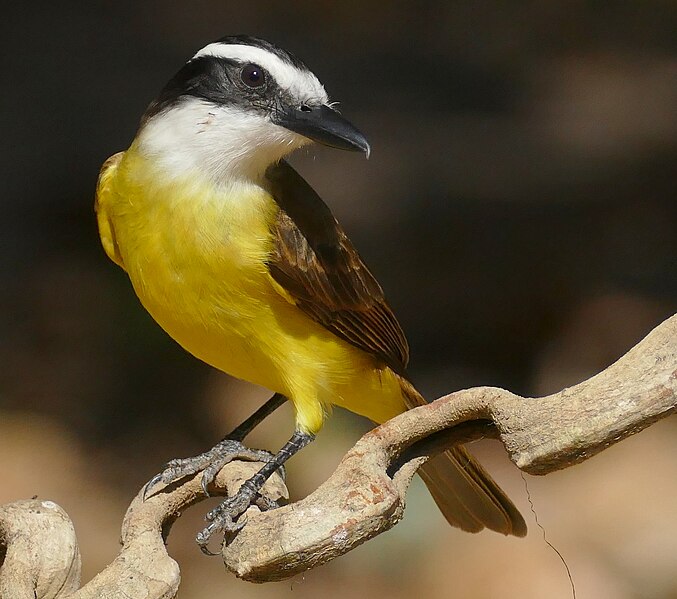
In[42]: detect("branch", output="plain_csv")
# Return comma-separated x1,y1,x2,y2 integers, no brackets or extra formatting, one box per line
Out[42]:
0,500,81,599
1,315,675,596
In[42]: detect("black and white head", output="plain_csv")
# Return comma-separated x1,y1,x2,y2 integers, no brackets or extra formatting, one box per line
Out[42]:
137,35,370,181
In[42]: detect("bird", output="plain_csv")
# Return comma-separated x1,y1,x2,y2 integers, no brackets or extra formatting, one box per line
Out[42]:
95,35,526,551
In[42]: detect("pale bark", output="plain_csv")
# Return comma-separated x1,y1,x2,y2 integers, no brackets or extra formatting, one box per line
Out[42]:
1,314,675,596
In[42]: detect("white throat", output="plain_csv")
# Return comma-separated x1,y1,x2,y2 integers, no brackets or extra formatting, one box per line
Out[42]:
136,98,309,184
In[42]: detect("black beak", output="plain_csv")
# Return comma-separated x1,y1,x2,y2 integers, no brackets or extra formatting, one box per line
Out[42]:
273,104,371,156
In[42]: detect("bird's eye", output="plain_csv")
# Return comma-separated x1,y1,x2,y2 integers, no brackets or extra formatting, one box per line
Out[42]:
240,64,265,88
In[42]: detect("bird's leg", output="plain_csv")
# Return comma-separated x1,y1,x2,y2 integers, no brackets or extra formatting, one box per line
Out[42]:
196,430,314,553
225,392,288,441
143,393,288,500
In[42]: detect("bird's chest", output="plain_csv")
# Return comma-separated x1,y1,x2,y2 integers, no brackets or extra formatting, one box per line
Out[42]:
113,168,279,332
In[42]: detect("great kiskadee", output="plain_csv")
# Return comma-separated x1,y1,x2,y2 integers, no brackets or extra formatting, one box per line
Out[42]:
95,35,526,550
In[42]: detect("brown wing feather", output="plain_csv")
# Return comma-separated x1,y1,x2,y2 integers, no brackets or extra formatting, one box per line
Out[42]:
265,161,409,374
265,162,526,537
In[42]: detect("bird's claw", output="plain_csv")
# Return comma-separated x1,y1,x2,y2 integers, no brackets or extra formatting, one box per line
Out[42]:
254,494,281,511
197,488,255,553
142,439,276,500
196,486,282,553
142,472,166,501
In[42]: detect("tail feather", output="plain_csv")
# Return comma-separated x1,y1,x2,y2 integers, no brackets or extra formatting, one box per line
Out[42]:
397,376,527,537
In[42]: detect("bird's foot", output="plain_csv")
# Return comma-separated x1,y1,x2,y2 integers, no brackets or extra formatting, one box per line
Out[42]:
196,483,281,554
143,439,277,500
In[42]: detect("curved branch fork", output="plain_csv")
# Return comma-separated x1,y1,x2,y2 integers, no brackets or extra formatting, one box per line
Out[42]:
1,316,675,595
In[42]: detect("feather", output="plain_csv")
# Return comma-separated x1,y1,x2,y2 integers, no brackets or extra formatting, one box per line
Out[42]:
266,160,409,374
265,161,526,536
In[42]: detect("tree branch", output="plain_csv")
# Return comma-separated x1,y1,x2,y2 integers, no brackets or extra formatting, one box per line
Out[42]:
1,314,675,596
0,500,81,599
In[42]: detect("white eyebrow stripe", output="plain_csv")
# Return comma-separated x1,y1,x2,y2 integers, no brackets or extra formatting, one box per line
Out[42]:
193,43,328,105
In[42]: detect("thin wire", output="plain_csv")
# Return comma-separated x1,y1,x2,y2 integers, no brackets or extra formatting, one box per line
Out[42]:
520,471,576,599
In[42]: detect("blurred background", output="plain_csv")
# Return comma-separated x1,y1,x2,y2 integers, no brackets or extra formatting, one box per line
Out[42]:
1,2,676,597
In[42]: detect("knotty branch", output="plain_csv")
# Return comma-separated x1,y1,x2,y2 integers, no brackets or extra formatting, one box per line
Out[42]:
1,315,675,596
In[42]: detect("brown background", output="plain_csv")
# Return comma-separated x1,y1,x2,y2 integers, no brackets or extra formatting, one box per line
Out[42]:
1,2,676,598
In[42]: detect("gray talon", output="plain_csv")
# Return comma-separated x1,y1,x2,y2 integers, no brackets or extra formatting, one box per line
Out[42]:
143,472,165,500
197,523,224,556
142,439,275,502
201,475,212,497
196,486,259,547
255,494,280,511
146,428,311,551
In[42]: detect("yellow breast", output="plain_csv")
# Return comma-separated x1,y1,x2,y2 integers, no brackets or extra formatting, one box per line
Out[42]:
95,146,406,433
98,147,281,379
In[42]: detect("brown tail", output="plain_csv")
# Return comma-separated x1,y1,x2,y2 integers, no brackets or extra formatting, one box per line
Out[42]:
398,376,526,536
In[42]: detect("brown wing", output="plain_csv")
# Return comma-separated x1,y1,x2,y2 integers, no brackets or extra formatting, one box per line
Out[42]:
266,162,527,538
265,161,409,374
